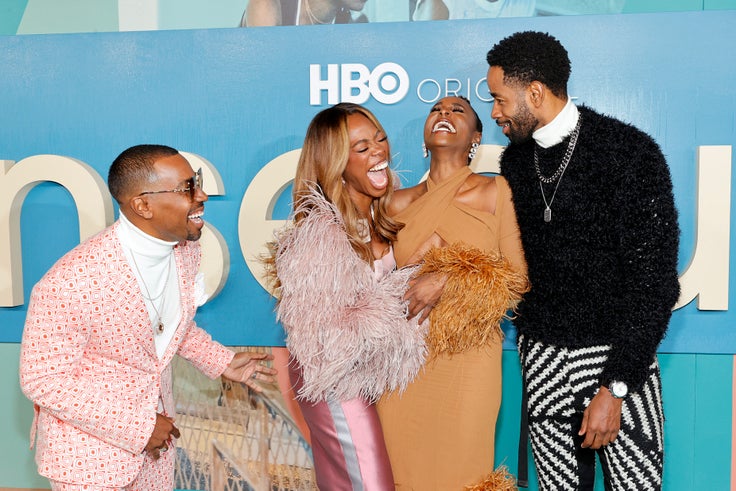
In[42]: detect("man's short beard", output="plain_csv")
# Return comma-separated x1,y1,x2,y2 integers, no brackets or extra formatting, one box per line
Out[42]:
508,102,538,144
508,129,535,144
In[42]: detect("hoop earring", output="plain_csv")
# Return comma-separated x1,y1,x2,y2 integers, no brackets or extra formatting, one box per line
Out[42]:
422,143,428,158
469,142,479,161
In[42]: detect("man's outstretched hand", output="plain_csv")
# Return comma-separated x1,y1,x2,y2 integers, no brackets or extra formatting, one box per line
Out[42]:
222,351,277,393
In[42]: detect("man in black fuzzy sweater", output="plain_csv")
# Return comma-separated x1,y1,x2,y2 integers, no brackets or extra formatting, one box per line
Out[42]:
486,31,680,491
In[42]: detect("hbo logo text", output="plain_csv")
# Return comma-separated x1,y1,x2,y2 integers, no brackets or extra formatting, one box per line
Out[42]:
309,63,409,105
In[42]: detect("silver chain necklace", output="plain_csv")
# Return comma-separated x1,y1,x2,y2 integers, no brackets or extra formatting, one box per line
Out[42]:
534,115,582,223
130,251,173,334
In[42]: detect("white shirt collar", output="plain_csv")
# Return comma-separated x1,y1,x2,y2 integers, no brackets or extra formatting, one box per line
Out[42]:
117,212,178,262
533,99,579,149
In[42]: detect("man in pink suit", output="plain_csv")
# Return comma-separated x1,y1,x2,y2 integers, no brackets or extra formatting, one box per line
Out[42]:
19,144,276,490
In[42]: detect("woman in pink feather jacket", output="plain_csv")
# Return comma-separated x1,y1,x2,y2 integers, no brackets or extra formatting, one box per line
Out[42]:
265,103,426,490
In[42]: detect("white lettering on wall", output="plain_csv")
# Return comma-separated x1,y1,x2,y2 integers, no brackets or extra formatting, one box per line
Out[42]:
238,150,299,291
1,145,731,312
676,145,731,310
416,77,492,104
310,63,498,106
309,64,340,106
310,63,409,106
180,152,230,299
0,155,114,307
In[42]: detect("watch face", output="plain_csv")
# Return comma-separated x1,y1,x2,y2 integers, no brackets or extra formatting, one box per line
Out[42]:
611,381,628,398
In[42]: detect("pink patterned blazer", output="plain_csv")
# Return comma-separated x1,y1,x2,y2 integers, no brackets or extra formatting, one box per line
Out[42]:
19,223,234,486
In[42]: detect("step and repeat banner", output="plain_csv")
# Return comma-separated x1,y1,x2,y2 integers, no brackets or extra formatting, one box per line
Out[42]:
1,10,734,354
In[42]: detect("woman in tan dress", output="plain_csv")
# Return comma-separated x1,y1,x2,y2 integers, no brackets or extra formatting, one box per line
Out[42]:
376,96,529,490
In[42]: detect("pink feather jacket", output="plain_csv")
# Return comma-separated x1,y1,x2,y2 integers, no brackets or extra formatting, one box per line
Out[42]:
271,191,427,403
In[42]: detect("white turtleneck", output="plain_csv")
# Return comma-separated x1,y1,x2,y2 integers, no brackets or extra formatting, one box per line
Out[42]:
116,213,181,359
533,98,580,149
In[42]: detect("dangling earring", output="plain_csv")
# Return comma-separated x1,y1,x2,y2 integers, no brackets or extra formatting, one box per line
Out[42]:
422,142,428,158
469,142,479,161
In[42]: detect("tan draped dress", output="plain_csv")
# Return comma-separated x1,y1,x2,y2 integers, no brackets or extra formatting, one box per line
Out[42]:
376,166,526,490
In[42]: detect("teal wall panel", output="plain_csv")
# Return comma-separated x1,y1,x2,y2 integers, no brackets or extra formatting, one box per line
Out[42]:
2,349,732,488
623,0,704,13
16,0,117,35
0,0,28,35
158,0,245,30
693,354,733,487
704,0,736,8
0,343,49,488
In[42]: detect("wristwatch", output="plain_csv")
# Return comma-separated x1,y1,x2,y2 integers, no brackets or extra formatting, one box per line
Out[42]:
608,380,629,399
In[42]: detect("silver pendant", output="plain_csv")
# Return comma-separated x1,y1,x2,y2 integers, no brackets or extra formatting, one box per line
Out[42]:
157,321,164,334
544,207,552,223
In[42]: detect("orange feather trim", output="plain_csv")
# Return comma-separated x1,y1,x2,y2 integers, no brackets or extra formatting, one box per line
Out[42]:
464,465,518,491
261,238,283,298
419,243,529,356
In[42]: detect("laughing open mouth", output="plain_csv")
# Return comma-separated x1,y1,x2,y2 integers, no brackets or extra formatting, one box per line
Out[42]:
432,120,456,133
369,161,388,172
188,211,204,223
368,161,389,188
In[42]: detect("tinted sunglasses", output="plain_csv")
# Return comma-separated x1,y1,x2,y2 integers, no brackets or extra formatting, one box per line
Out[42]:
138,168,203,201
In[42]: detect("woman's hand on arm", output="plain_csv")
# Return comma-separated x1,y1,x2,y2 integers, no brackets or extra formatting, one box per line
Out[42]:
404,271,447,323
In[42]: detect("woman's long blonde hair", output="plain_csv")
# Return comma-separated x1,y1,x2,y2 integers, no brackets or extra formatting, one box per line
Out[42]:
293,103,402,264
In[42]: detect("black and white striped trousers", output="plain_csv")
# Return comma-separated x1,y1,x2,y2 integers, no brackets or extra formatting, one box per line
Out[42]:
518,335,664,491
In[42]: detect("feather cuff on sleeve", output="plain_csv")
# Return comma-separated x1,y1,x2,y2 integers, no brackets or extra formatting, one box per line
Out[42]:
272,191,426,403
419,243,529,356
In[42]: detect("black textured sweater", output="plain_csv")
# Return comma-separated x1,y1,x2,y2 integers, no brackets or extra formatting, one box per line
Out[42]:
501,106,680,391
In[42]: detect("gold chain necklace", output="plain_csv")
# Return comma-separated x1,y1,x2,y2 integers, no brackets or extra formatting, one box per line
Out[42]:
302,0,330,24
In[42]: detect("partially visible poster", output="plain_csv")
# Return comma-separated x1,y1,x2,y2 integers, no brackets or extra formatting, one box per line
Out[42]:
4,0,645,35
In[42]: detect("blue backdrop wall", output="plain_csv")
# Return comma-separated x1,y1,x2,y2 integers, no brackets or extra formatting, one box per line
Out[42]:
0,10,734,489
